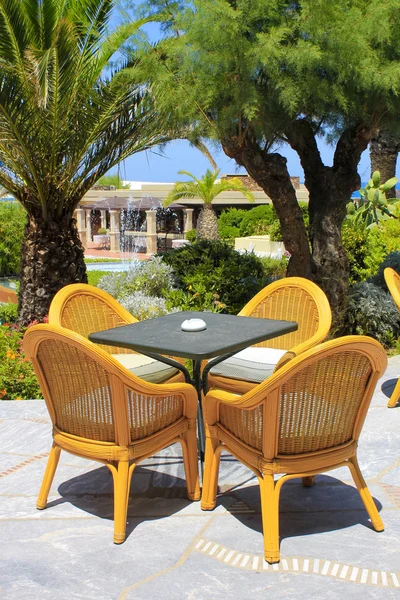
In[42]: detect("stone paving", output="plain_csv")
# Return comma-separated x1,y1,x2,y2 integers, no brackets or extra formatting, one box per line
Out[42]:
1,357,400,599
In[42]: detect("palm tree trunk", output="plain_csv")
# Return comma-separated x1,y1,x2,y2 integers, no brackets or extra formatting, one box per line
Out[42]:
370,129,400,195
196,204,219,241
18,214,87,325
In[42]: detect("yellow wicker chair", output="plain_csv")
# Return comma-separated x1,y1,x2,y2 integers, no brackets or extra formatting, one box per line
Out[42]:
383,267,400,407
23,324,200,544
207,277,332,394
49,283,184,384
201,335,387,563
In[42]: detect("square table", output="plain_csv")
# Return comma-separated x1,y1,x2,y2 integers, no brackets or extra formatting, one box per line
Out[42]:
89,311,297,461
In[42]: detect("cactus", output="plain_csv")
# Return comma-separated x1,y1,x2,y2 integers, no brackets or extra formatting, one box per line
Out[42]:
353,171,399,228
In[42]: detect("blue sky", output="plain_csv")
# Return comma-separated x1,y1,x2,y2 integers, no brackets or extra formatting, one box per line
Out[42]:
118,138,383,184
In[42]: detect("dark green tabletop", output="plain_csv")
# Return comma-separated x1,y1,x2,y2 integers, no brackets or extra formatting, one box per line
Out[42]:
88,311,298,360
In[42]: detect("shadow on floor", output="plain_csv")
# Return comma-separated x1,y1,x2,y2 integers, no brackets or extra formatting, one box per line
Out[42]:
222,474,383,543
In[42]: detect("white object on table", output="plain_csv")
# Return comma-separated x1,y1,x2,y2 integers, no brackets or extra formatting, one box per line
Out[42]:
181,318,207,332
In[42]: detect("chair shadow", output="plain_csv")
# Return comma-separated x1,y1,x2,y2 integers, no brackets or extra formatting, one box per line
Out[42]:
381,378,398,402
46,463,193,541
221,474,383,543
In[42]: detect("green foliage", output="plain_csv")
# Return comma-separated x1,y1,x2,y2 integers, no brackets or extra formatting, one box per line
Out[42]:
351,171,399,228
0,2,169,220
96,174,130,189
0,302,18,324
97,228,108,235
259,256,288,280
161,239,267,314
0,202,26,276
218,208,247,240
342,218,400,284
239,205,277,237
343,282,400,348
341,221,370,284
185,229,197,242
87,271,111,287
0,324,42,400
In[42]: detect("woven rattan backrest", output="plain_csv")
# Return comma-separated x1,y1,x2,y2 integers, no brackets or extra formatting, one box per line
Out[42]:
54,291,133,355
29,326,185,444
245,285,321,349
277,351,372,455
37,338,116,442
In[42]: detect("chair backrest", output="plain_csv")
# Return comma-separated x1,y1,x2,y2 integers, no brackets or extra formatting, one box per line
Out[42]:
384,267,400,311
23,324,185,445
219,336,387,457
238,277,332,351
48,283,137,354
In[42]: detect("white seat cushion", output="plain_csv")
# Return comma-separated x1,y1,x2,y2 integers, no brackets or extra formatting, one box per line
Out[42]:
112,353,178,384
209,347,288,384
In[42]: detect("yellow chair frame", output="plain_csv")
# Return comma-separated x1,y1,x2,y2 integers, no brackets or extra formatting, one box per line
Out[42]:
24,324,200,544
208,277,332,394
384,267,400,407
49,283,184,383
201,335,387,563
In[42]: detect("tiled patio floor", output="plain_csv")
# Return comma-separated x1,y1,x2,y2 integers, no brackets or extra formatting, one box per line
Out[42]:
1,357,399,599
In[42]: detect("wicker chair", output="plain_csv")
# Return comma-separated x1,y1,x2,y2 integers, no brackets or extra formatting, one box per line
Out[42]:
383,267,400,407
201,335,387,563
207,277,332,394
49,283,184,384
23,324,200,544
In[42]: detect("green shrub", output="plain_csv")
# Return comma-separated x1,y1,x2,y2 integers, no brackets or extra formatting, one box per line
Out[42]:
0,323,42,399
343,282,400,347
364,220,400,276
259,256,288,280
161,239,268,314
120,291,174,320
185,229,196,242
0,302,18,324
218,208,247,240
341,221,370,284
239,205,277,237
97,227,108,235
98,257,174,301
0,202,26,276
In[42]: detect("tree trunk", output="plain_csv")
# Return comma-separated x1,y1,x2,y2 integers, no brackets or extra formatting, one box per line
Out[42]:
196,203,219,240
222,136,312,278
286,120,371,328
370,129,400,194
18,214,87,325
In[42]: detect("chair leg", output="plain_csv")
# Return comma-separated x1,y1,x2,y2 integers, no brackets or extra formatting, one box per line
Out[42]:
113,460,130,544
302,476,315,487
387,377,400,408
37,443,61,510
259,473,281,563
181,424,200,501
201,435,221,510
348,456,384,532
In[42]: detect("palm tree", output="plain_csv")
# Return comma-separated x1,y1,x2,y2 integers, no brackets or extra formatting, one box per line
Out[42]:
164,169,255,240
0,0,171,324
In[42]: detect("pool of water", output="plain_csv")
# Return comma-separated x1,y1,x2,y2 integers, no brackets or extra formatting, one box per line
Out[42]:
85,262,129,272
0,277,18,289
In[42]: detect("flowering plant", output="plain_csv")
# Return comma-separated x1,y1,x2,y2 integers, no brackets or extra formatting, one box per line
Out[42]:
0,322,42,400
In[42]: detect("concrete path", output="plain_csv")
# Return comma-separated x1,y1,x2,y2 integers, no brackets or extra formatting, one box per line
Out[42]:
1,357,399,599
